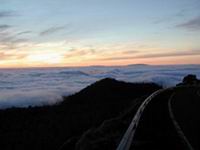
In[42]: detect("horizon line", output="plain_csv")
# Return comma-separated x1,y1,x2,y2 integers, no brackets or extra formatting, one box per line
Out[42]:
0,63,200,69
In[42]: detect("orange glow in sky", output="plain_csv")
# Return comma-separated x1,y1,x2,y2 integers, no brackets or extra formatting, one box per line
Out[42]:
0,0,200,68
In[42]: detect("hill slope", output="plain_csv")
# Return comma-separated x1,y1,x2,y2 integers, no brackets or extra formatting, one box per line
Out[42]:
0,78,161,150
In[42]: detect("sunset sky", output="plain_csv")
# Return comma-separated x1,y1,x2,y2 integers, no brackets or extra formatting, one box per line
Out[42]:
0,0,200,67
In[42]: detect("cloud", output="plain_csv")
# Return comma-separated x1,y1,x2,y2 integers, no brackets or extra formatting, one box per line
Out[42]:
122,50,139,54
153,9,187,25
176,16,200,31
0,32,15,43
0,11,16,18
0,90,63,109
101,50,200,61
0,25,29,50
136,50,200,58
0,12,22,48
0,65,200,108
40,26,67,36
0,36,29,50
17,31,32,36
0,24,12,31
0,52,27,60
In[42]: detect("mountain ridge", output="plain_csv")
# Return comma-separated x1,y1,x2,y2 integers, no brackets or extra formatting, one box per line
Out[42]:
0,78,161,150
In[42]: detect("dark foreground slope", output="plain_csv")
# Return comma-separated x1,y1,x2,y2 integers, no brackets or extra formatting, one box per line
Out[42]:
130,89,185,150
130,86,200,150
119,75,200,150
0,78,161,150
171,86,200,150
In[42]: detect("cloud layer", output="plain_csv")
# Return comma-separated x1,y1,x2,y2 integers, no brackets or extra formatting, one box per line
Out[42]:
0,11,16,18
176,15,200,31
0,64,200,109
40,26,67,36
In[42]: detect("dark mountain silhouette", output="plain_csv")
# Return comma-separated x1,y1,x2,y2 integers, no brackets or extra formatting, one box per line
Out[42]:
71,75,200,150
0,78,161,150
177,74,200,86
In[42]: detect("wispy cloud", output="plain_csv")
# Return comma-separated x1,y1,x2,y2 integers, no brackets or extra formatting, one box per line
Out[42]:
153,9,187,25
176,16,200,31
101,50,200,61
137,50,200,58
64,48,97,58
0,24,12,31
17,31,32,36
0,11,16,18
0,52,26,60
0,32,15,43
40,26,67,36
0,28,29,50
122,50,139,55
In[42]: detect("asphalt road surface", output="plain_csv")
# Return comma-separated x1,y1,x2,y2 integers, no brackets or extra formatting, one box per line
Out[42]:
171,86,200,150
129,89,184,150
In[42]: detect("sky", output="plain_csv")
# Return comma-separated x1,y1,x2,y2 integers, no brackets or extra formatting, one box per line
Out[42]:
0,0,200,68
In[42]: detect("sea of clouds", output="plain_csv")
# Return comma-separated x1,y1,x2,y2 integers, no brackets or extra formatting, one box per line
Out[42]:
0,64,200,109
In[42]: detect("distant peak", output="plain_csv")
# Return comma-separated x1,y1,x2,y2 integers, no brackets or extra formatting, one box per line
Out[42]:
177,74,200,86
127,64,149,67
97,78,117,83
88,78,119,87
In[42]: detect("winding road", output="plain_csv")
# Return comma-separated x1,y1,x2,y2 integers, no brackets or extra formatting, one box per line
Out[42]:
117,86,200,150
170,86,200,150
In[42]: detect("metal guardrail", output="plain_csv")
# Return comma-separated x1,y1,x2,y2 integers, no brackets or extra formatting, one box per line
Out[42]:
116,88,166,150
117,86,196,150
